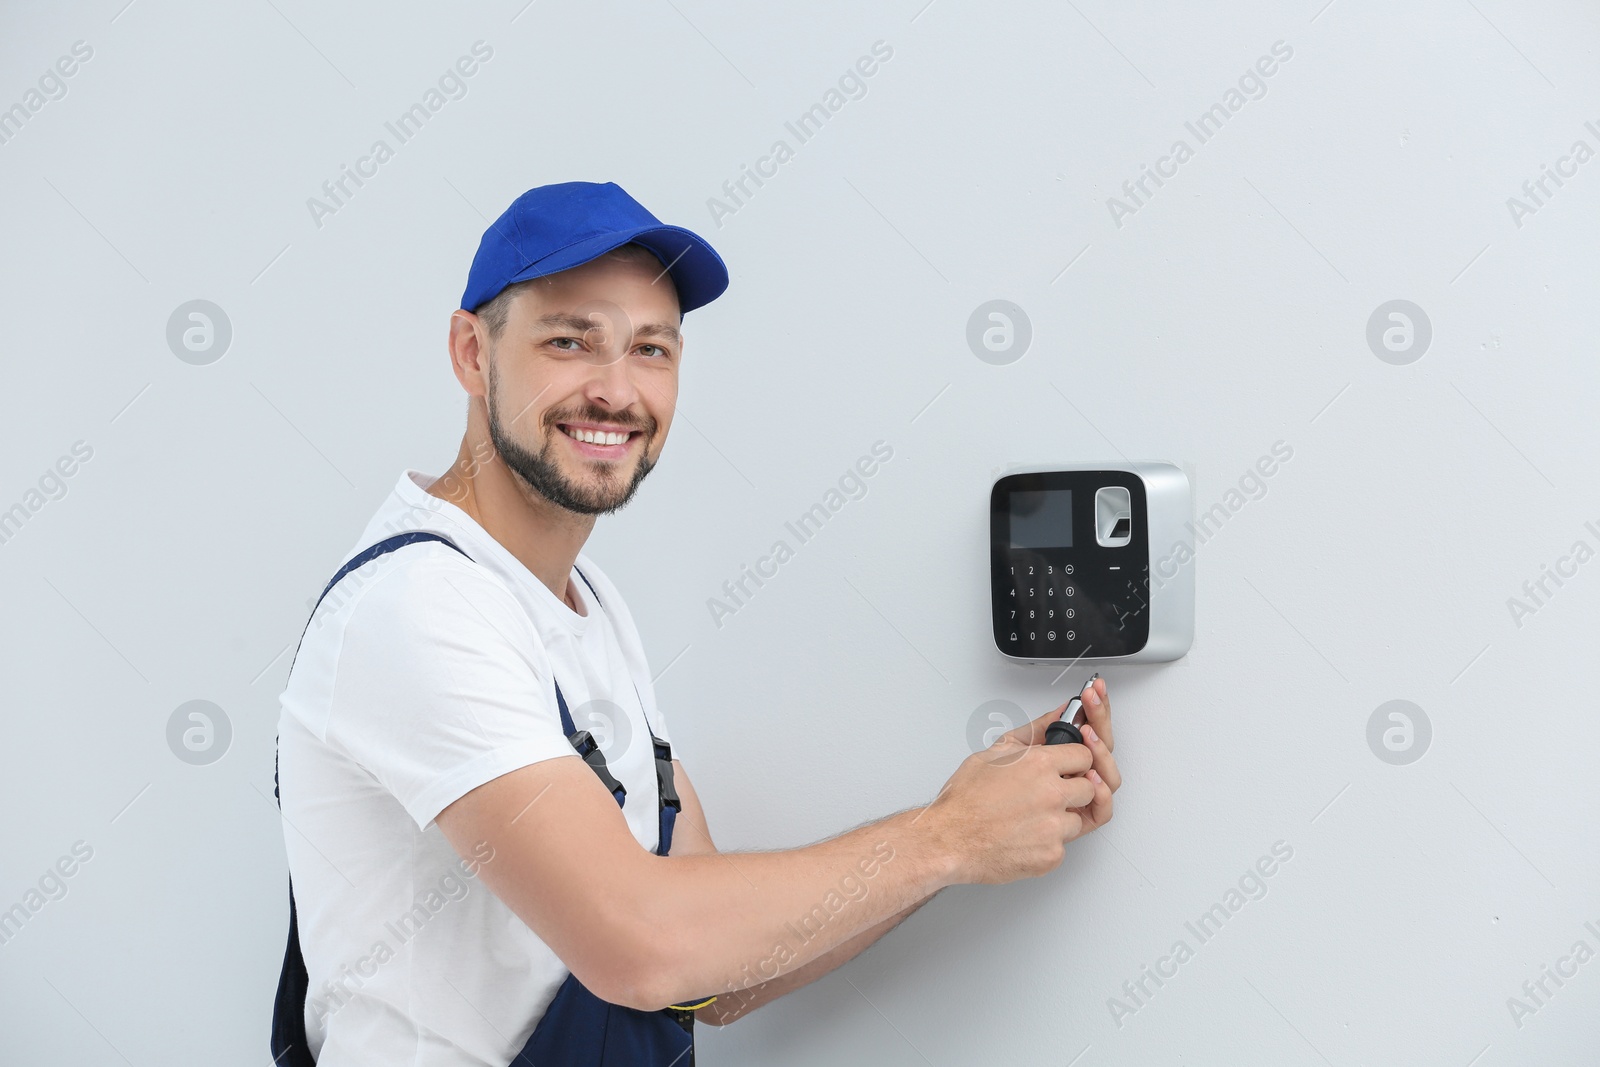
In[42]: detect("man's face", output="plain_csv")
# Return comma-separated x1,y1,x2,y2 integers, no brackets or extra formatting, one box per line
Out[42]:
481,252,681,515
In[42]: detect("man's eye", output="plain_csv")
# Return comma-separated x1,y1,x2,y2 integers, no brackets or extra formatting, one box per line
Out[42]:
638,344,668,359
550,337,581,351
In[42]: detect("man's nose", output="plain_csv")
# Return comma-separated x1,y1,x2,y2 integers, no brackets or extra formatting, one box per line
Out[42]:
583,340,642,408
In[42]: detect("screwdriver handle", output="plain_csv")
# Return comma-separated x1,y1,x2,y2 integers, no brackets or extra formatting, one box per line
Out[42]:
1045,674,1100,746
1045,698,1084,746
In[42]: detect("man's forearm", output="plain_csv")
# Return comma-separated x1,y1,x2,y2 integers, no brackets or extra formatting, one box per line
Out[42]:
637,807,956,1009
701,889,942,1026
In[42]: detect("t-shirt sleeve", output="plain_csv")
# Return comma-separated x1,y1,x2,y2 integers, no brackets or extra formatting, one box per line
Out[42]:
326,553,576,831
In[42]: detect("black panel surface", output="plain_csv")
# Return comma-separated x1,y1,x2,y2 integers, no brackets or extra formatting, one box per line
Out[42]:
990,471,1150,659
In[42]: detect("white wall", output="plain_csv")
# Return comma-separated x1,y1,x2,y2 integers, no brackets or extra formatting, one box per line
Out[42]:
2,1,1596,1062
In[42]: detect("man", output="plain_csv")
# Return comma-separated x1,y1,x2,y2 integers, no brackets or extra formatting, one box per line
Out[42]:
273,181,1121,1066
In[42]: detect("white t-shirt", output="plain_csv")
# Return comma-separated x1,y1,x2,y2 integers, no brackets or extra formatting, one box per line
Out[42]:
276,469,673,1066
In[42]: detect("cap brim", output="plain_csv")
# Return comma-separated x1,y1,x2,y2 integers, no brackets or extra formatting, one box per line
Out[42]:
499,224,729,315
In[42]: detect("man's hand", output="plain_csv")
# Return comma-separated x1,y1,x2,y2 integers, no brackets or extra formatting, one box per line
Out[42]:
922,678,1120,885
1011,674,1121,796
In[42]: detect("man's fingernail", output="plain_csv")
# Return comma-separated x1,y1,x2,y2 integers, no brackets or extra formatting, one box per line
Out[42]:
1082,723,1098,744
1085,687,1101,706
1088,769,1103,784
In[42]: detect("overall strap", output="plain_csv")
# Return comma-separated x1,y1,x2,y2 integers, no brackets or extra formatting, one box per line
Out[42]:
318,531,467,609
570,567,682,856
278,530,470,805
272,531,469,1067
284,531,471,684
555,679,628,806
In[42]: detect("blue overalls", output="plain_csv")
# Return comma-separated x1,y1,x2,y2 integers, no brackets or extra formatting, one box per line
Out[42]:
272,531,715,1066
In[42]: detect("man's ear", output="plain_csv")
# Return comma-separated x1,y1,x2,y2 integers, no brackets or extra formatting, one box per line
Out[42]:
448,310,491,398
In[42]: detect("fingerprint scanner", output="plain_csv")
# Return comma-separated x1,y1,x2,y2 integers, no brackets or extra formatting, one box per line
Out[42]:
1096,487,1133,547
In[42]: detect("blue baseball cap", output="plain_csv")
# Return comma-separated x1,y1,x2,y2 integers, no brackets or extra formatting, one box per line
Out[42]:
460,181,729,317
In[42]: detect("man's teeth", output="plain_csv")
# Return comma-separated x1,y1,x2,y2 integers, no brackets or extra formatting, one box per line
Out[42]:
562,426,631,446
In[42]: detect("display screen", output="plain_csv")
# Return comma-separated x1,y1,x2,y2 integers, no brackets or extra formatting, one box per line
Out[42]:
1008,489,1072,549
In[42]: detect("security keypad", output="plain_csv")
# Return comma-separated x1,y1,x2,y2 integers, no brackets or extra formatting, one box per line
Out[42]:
991,470,1152,660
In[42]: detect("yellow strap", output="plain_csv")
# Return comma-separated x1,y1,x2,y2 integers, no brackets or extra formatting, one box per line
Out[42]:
665,995,718,1011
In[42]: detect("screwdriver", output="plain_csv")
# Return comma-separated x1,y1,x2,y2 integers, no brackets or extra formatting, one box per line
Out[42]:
1045,673,1099,747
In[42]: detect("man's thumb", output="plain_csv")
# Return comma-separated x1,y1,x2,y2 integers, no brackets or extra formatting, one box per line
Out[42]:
998,701,1073,748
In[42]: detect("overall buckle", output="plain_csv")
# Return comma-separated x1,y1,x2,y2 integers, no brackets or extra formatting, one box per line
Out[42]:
569,729,627,804
653,737,680,812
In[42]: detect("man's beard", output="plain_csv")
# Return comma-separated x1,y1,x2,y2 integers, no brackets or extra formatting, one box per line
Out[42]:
485,358,656,516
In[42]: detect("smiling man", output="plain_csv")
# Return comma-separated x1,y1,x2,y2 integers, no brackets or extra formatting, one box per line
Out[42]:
272,181,1121,1067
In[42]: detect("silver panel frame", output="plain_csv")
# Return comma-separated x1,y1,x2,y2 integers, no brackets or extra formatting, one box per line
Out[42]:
993,461,1194,664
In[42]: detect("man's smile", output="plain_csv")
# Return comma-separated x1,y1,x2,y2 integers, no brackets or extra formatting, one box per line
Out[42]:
557,421,643,460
